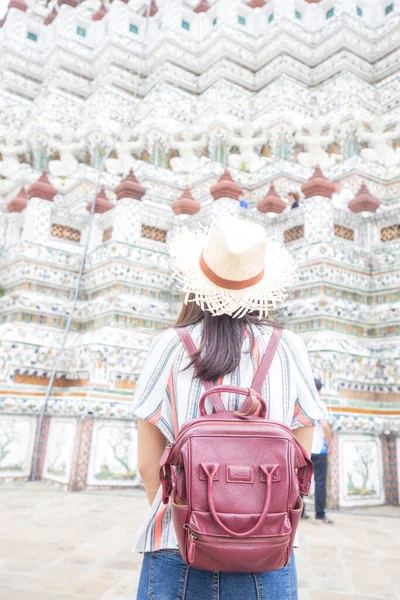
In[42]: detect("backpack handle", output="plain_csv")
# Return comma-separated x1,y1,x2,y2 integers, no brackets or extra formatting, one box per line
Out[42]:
199,385,267,418
201,462,276,537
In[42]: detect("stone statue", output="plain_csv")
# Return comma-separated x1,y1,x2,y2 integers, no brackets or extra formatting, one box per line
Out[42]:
170,129,208,173
48,129,84,177
357,118,400,167
295,119,342,169
105,130,144,176
228,122,271,172
0,133,28,178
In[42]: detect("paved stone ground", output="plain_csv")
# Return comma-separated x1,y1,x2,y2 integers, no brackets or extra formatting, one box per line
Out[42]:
0,483,399,600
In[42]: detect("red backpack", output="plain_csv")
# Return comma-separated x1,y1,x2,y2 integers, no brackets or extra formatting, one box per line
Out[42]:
160,326,313,573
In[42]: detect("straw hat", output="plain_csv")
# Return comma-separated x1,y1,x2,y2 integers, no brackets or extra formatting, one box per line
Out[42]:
169,217,296,318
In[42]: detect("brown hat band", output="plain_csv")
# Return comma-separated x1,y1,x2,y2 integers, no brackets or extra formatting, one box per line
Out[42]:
199,252,265,291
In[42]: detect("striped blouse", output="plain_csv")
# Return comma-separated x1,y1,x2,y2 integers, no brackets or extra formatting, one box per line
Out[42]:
132,322,327,553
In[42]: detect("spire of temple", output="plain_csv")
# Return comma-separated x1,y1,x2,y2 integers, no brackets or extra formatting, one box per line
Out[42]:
194,0,211,13
115,169,146,201
172,187,201,215
301,165,335,199
8,0,28,11
0,0,27,25
58,0,78,7
8,187,28,213
143,0,158,16
86,186,114,213
44,7,57,24
349,182,380,213
210,169,242,201
248,0,267,8
92,2,107,20
28,170,58,201
257,182,286,213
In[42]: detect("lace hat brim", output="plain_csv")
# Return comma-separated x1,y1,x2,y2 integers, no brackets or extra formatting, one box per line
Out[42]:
169,222,296,318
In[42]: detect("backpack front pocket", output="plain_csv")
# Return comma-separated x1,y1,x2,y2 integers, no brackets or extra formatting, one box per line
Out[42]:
187,529,291,572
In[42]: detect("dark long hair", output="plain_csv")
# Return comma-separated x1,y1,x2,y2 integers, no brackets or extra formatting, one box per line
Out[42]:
175,298,281,381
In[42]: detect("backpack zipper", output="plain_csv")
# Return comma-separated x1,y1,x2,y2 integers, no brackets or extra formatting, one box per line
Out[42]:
189,531,290,544
171,420,292,461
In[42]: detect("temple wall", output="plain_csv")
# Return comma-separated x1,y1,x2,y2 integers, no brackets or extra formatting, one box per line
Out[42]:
0,0,400,504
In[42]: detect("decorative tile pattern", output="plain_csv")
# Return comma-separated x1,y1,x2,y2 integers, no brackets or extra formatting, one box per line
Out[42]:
33,414,50,481
339,435,385,507
334,224,354,241
69,418,94,491
0,415,37,479
51,223,81,243
141,224,167,243
382,435,399,505
42,418,77,484
0,0,399,496
284,225,304,243
381,224,400,242
87,420,139,487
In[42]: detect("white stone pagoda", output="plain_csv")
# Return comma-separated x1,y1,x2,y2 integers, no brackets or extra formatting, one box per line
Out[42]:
0,0,399,507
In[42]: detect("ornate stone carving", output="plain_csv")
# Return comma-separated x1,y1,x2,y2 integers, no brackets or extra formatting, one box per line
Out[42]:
105,131,144,176
48,129,83,177
381,224,400,243
334,224,355,241
0,133,28,179
228,122,271,172
115,169,146,201
194,0,210,12
92,3,107,20
248,0,267,7
141,224,167,242
210,169,242,201
349,183,380,214
257,182,286,214
172,187,201,215
170,129,208,173
51,224,82,243
301,166,335,199
8,187,28,213
296,119,342,169
284,225,304,243
28,170,58,202
358,117,400,168
86,187,114,214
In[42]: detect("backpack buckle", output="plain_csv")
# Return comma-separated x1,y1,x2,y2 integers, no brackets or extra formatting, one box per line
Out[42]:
234,388,260,417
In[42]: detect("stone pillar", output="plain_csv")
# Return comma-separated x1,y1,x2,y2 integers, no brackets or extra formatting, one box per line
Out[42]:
328,431,340,509
69,417,94,491
112,199,141,244
22,170,58,244
30,415,51,481
112,170,146,244
382,435,399,505
349,183,380,251
5,214,21,248
210,169,242,222
302,166,336,243
86,186,115,250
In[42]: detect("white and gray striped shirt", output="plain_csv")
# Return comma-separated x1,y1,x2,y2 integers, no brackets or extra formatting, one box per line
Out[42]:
132,323,327,553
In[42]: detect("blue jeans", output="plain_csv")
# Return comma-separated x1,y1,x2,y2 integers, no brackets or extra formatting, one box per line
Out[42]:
137,549,298,600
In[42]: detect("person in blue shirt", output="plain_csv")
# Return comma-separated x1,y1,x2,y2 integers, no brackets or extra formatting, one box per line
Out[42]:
302,379,334,523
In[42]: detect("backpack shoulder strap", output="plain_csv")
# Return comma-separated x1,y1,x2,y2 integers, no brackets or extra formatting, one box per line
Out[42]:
250,327,282,395
175,327,226,413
